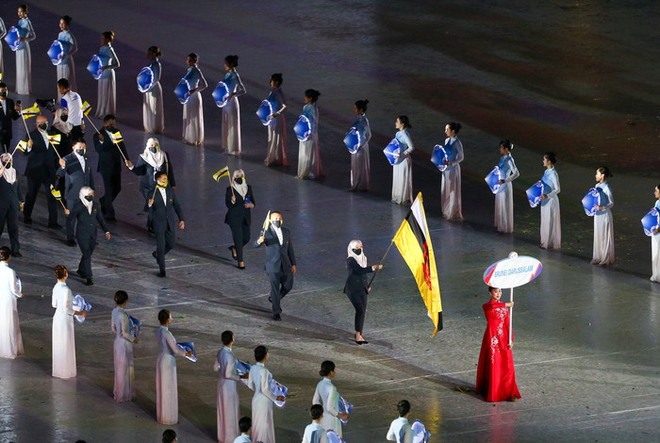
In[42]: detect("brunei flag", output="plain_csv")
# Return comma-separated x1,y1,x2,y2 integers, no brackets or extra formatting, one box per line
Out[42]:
110,131,124,144
50,185,63,200
21,103,40,119
48,134,62,145
392,192,443,335
212,166,230,182
82,101,92,116
15,140,28,153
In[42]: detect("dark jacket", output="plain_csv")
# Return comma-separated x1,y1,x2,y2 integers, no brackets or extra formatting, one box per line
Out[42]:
343,257,374,295
224,185,255,226
131,152,175,196
56,152,95,204
260,226,296,274
149,186,184,233
93,127,128,174
69,200,108,240
23,129,59,178
0,98,20,141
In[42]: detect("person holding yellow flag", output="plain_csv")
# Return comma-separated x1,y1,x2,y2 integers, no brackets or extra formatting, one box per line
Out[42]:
225,169,255,270
93,114,128,221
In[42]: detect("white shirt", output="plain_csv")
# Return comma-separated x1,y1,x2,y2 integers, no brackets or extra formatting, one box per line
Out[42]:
302,422,327,443
271,226,283,245
61,90,83,126
0,99,6,115
386,417,413,443
158,187,167,205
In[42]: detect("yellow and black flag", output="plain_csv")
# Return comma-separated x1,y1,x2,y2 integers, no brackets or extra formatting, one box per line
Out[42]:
212,166,230,182
392,192,443,335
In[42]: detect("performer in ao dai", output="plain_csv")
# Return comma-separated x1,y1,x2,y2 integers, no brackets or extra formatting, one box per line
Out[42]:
0,17,7,78
96,31,120,118
143,46,164,134
248,345,284,443
350,99,371,191
0,247,22,359
56,15,77,96
214,330,246,443
591,166,615,266
15,5,36,95
475,287,521,402
297,88,323,179
539,152,561,249
313,360,349,436
52,265,87,379
386,400,413,443
156,309,191,425
494,140,519,233
302,404,328,443
182,53,208,146
391,115,414,205
222,55,246,155
111,290,137,402
441,122,464,221
264,73,289,166
650,185,660,283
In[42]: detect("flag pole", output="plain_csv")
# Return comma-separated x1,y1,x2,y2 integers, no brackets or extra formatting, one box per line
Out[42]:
87,119,128,162
228,168,235,199
367,240,395,287
49,141,62,160
260,210,271,236
19,112,32,141
509,287,514,347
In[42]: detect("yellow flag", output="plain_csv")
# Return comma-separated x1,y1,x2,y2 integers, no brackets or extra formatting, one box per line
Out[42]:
15,140,28,153
21,103,40,120
110,131,123,143
212,166,230,182
50,185,62,200
82,101,92,116
48,134,62,145
261,210,271,233
392,192,443,336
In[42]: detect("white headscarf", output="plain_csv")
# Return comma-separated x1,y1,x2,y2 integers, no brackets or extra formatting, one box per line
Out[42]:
79,186,94,214
231,169,248,198
139,137,165,169
347,239,367,268
0,153,16,185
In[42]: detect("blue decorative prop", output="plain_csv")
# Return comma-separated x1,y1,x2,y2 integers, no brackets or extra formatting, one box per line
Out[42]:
338,396,353,424
136,66,155,93
269,378,288,408
327,430,347,443
485,167,503,194
47,40,70,65
343,126,363,154
526,180,549,208
383,138,401,166
412,420,431,443
641,208,660,237
86,54,103,80
174,79,191,104
72,294,92,324
256,100,274,126
581,187,603,217
431,144,448,171
128,315,141,339
212,81,230,108
294,115,312,141
176,342,197,362
4,27,20,52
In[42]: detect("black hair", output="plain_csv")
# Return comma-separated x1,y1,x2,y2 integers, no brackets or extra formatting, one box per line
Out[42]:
355,99,369,112
60,15,72,25
18,5,28,13
447,122,462,134
544,152,557,164
57,78,70,89
397,115,411,129
155,171,168,181
148,46,162,57
221,330,234,346
254,345,268,362
103,114,116,123
162,429,177,443
319,360,335,377
270,73,283,86
499,139,513,150
113,290,128,305
187,53,198,63
225,55,239,68
304,89,321,102
597,166,612,178
102,31,115,42
0,246,11,261
158,309,170,325
397,399,411,417
54,264,68,280
0,82,7,89
238,416,252,432
310,404,324,420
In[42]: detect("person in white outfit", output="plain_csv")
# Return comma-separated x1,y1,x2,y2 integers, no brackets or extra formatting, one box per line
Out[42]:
221,55,246,155
143,46,164,134
55,15,77,96
493,140,519,233
591,166,615,266
0,247,22,359
539,152,561,249
214,330,247,443
650,184,660,282
440,122,464,221
312,360,349,436
386,399,413,443
15,5,36,96
248,345,284,443
391,115,414,205
302,404,327,443
111,290,137,402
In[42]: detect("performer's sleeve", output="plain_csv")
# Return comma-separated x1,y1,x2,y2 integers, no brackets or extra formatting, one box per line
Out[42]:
260,368,278,402
546,171,560,198
224,354,240,381
69,32,78,56
26,20,36,41
455,139,465,163
10,270,22,298
386,420,397,441
506,158,520,182
234,72,246,97
108,46,120,69
165,331,187,357
119,313,134,342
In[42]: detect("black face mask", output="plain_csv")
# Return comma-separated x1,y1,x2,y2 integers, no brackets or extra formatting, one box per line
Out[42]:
149,146,157,153
272,220,282,228
38,123,48,130
235,177,243,185
0,92,6,98
352,248,362,255
76,148,85,155
84,195,93,201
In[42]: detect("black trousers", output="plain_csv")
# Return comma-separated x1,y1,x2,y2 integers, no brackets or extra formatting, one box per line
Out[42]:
24,174,59,224
267,270,294,315
229,221,250,261
347,289,368,333
100,169,121,219
77,235,97,278
155,225,175,273
0,205,20,253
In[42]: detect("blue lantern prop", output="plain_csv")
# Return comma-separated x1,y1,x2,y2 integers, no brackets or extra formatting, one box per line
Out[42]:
581,187,602,217
212,81,230,108
485,167,503,194
383,138,400,166
4,27,20,52
136,66,155,93
294,115,312,141
326,430,346,443
343,126,363,154
86,55,103,80
526,180,549,208
431,144,448,171
174,79,191,104
47,40,70,65
641,208,660,237
412,420,431,443
256,100,274,126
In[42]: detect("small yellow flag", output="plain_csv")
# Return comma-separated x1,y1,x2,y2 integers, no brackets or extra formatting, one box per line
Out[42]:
21,103,40,120
48,134,62,145
212,166,230,182
82,101,92,116
50,185,62,200
15,140,28,153
110,131,123,143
